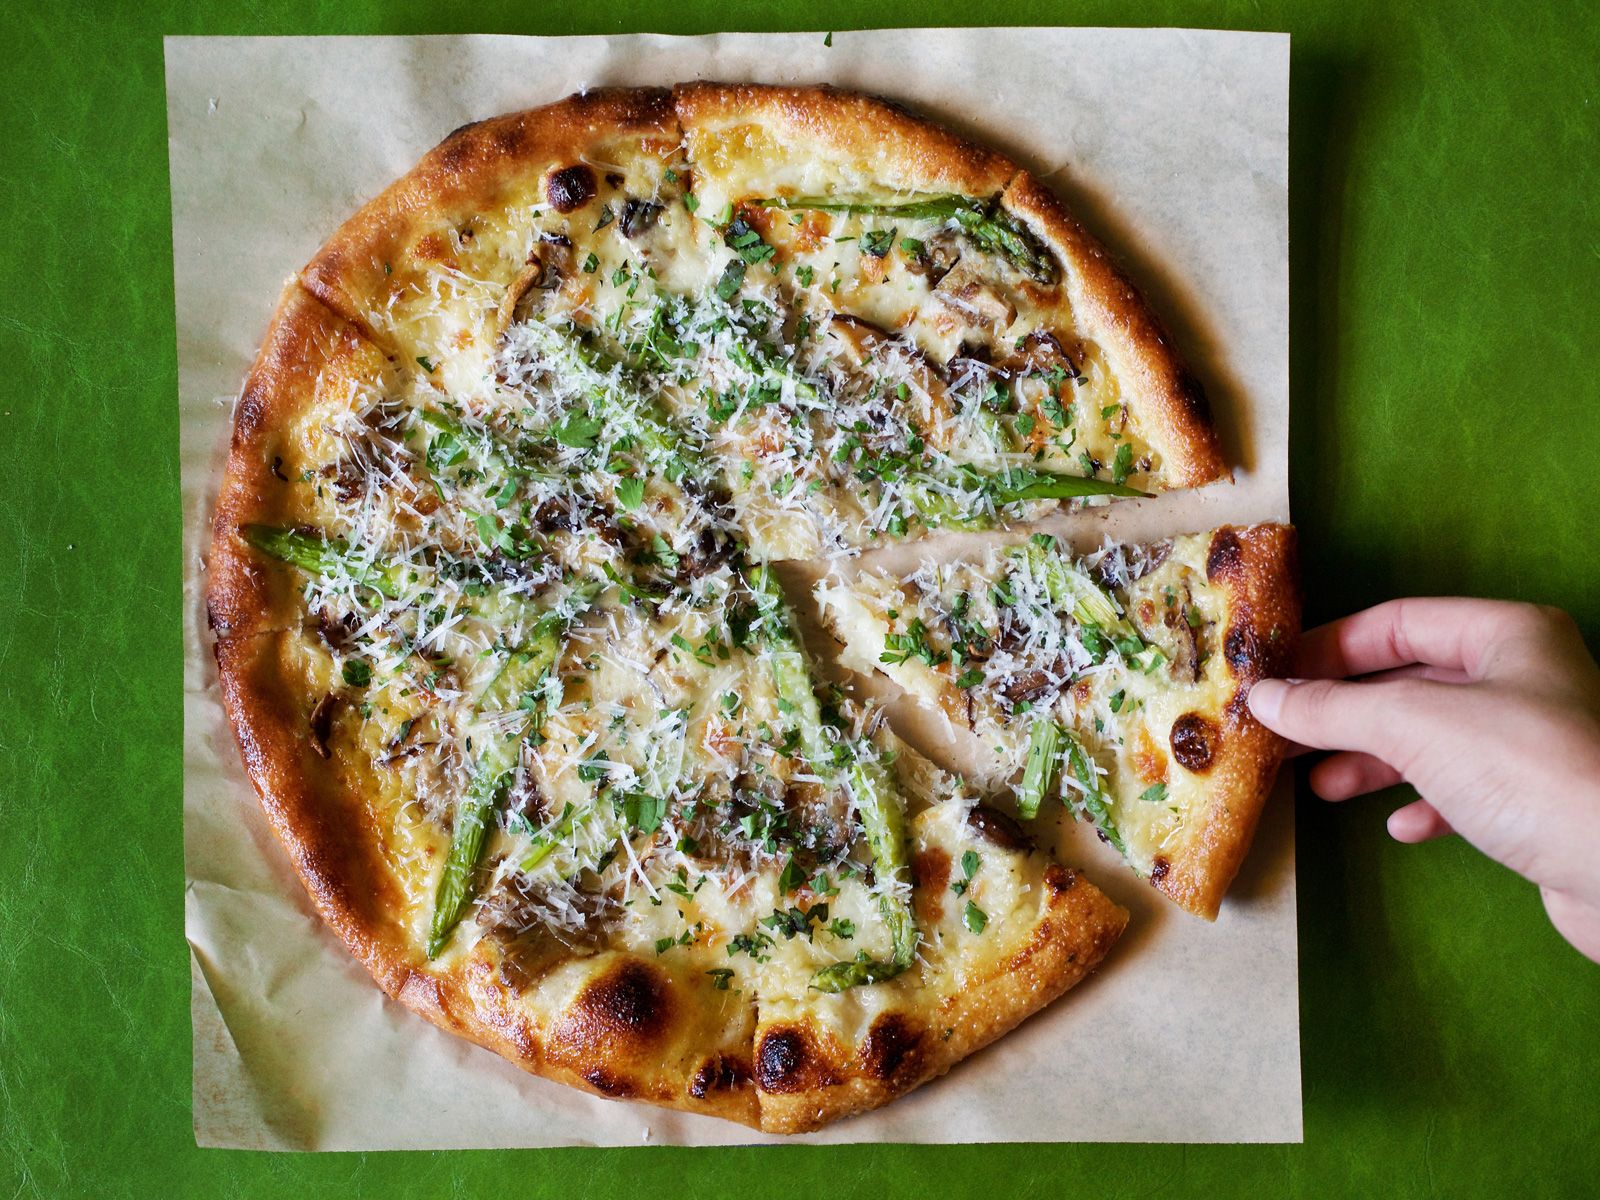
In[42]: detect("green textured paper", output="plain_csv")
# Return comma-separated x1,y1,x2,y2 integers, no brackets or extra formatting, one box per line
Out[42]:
2,3,1597,1197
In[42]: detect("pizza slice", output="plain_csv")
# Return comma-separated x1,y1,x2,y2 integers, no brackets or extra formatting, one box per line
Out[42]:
817,524,1299,919
745,725,1127,1133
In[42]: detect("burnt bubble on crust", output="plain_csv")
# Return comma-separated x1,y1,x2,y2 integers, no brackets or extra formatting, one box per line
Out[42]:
860,1014,924,1082
556,958,672,1052
545,164,598,213
1205,526,1244,582
689,1054,752,1100
755,1026,838,1095
1170,712,1219,774
583,1067,635,1098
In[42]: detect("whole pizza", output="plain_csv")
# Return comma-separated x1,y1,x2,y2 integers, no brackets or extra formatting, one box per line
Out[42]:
206,84,1299,1133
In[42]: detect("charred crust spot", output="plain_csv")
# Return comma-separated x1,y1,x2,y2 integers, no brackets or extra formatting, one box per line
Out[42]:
755,1027,834,1094
583,1067,634,1097
755,1029,806,1093
546,164,598,213
1044,863,1080,894
689,1054,751,1100
1224,625,1262,677
861,1014,923,1082
1174,366,1215,424
1150,857,1170,883
966,804,1033,853
1170,712,1219,774
574,959,671,1043
1206,527,1243,582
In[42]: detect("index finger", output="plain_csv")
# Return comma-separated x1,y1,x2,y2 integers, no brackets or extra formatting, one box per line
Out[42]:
1292,597,1529,680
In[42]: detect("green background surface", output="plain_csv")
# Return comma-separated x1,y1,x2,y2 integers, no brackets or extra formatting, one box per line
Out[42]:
3,2,1597,1196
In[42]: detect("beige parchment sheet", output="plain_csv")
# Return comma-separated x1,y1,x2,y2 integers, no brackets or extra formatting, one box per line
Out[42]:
170,29,1296,1149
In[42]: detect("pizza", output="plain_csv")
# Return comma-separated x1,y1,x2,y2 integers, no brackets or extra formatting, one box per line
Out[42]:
818,525,1298,919
206,83,1296,1133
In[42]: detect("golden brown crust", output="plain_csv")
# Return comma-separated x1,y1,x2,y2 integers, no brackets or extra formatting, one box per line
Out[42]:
301,87,681,338
673,82,1018,198
754,864,1127,1133
1155,523,1300,917
205,283,386,639
213,632,415,986
1002,171,1229,489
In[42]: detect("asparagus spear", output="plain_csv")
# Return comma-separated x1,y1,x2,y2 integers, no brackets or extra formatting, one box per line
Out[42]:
1011,535,1164,671
241,525,403,599
1016,717,1064,820
902,467,1147,532
747,564,919,990
1014,537,1138,636
1063,732,1126,856
725,336,821,405
747,562,838,771
810,756,919,993
426,579,603,957
519,801,590,871
753,193,1058,284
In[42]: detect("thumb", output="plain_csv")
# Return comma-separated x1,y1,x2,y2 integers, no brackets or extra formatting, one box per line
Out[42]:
1248,676,1441,763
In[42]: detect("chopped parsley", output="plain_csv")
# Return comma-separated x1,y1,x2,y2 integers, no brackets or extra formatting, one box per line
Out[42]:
715,259,746,301
859,226,897,258
614,476,645,511
951,850,980,896
962,901,988,935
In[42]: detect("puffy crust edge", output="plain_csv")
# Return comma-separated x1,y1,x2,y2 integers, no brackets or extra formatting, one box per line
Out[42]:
205,282,370,640
212,631,413,985
300,87,680,336
754,863,1127,1134
212,630,765,1128
1156,523,1300,918
672,81,1018,197
1002,171,1230,489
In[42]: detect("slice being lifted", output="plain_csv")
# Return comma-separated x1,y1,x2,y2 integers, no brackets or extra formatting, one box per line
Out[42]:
817,524,1299,918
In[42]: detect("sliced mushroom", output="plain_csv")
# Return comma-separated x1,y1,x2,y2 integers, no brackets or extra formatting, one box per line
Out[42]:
823,314,956,450
932,257,1017,332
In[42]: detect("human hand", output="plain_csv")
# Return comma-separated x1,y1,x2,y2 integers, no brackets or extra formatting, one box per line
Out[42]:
1246,598,1600,962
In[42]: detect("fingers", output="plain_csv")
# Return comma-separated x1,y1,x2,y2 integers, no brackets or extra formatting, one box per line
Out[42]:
1248,676,1443,760
1387,798,1454,843
1364,663,1471,686
1292,597,1547,681
1308,752,1403,801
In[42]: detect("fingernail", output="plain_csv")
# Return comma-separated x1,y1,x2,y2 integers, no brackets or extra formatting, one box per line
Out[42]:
1248,678,1290,722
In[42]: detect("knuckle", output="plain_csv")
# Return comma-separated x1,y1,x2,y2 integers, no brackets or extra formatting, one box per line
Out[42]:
1533,603,1578,633
1498,601,1562,638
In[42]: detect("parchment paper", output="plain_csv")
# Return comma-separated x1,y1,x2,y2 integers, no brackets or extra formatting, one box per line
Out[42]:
171,29,1296,1149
